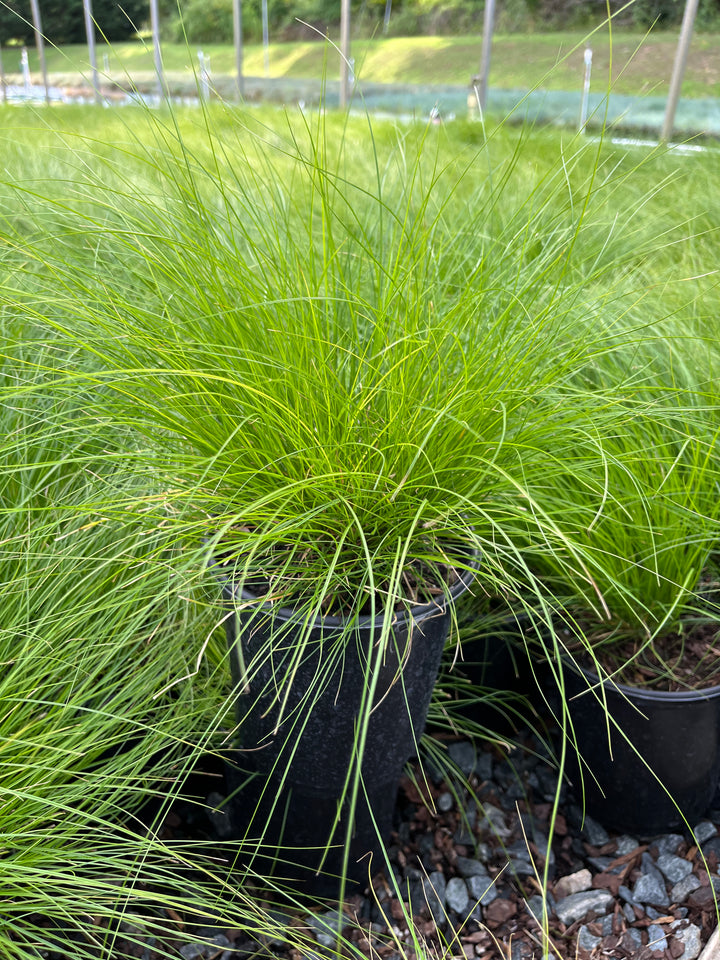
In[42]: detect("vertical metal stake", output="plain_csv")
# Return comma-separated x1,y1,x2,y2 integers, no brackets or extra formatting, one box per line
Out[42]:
262,0,270,77
233,0,244,99
149,0,167,101
474,0,496,113
82,0,102,104
28,0,49,104
661,0,700,143
0,46,7,104
339,0,351,109
198,50,206,101
383,0,392,34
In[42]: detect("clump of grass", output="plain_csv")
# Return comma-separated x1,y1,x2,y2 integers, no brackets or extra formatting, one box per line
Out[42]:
1,107,672,613
0,342,304,956
1,94,718,953
518,400,720,689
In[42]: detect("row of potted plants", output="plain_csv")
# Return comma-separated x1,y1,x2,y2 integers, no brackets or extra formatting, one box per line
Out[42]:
3,101,719,906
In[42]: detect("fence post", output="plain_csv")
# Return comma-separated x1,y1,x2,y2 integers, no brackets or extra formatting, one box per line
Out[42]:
82,0,102,104
661,0,699,143
473,0,496,113
28,0,50,104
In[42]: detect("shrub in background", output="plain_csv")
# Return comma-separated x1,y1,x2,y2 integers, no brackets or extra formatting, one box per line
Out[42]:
173,0,238,44
0,0,147,44
631,0,720,28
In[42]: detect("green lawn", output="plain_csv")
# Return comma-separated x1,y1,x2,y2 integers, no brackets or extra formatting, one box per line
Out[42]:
11,29,720,99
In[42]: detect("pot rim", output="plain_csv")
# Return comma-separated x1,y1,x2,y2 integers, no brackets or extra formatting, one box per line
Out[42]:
220,547,479,630
568,657,720,704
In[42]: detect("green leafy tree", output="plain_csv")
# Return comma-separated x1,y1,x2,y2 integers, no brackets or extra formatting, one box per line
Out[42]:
631,0,681,26
172,0,296,43
173,0,236,43
0,0,148,45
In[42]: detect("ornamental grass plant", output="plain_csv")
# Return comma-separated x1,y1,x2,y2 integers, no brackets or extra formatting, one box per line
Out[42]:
0,339,317,957
520,405,720,690
513,392,720,838
0,92,718,949
0,105,674,614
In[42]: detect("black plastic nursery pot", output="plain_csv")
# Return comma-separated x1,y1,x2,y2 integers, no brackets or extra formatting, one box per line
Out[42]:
444,609,535,738
222,559,477,894
562,660,720,838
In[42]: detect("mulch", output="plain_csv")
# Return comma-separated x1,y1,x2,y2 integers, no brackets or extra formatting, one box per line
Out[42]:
33,729,716,960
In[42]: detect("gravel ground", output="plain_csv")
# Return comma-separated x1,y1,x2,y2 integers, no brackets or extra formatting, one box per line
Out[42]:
72,731,720,960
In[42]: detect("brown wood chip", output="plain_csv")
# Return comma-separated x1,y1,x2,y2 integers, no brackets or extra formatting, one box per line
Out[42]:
592,872,623,896
484,898,518,926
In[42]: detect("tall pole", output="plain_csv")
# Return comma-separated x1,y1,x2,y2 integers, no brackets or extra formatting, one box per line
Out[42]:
233,0,244,99
473,0,495,113
28,0,50,104
383,0,392,34
149,0,167,100
82,0,102,104
661,0,699,143
0,46,6,104
339,0,351,108
262,0,269,76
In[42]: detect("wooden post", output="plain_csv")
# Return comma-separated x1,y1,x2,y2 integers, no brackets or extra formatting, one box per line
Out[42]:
82,0,102,104
233,0,244,99
149,0,167,100
473,0,495,112
28,0,50,104
339,0,351,108
661,0,699,143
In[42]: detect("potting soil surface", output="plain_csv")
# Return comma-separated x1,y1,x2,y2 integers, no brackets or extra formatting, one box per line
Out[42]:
29,732,720,960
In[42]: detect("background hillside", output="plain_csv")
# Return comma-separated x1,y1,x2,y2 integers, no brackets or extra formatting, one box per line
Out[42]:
3,0,720,47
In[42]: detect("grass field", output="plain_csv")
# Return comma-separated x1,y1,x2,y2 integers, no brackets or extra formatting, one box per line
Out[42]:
10,29,720,100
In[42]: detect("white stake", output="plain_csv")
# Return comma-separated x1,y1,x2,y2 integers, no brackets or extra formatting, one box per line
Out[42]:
198,50,211,101
340,0,351,108
383,0,392,34
473,0,496,113
262,0,269,77
149,0,167,100
579,46,592,133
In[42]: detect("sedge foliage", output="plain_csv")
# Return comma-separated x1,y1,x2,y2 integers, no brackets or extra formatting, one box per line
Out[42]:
518,396,720,687
0,106,675,616
0,329,317,955
0,98,718,951
532,411,720,621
